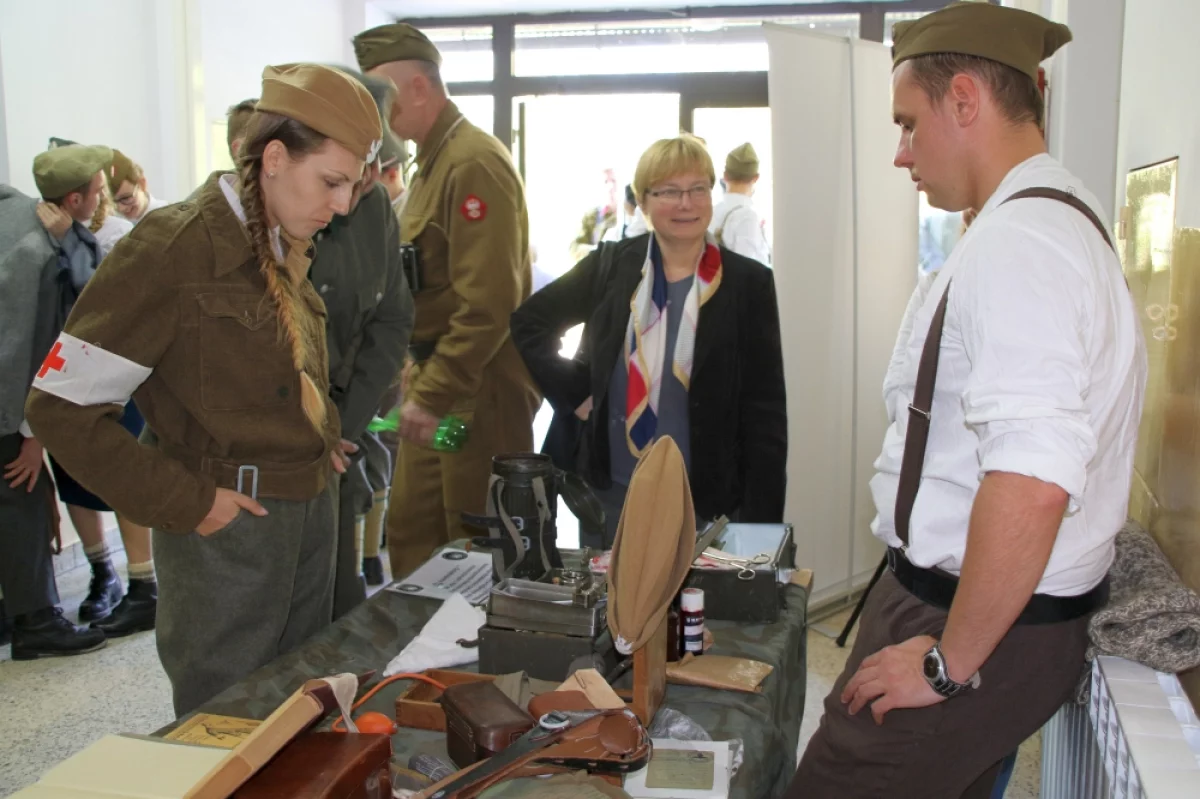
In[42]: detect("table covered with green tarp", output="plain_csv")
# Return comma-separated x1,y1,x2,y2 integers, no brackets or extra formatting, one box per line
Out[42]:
159,579,808,798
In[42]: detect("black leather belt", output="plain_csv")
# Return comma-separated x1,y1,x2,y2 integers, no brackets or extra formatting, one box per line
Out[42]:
886,547,1109,625
408,339,437,362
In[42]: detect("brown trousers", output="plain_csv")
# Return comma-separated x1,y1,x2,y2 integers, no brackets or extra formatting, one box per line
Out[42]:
789,571,1089,799
387,353,540,580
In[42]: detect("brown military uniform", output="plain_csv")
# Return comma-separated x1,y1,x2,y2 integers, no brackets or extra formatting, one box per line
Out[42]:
390,100,541,577
25,174,340,714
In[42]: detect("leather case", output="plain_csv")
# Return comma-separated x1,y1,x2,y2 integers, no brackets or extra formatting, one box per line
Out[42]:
441,681,535,769
233,731,392,798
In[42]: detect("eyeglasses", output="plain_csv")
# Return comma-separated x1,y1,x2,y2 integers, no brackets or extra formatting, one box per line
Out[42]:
113,189,140,209
647,185,711,204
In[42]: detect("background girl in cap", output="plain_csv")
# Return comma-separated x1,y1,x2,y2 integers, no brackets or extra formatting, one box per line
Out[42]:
512,134,787,548
108,149,168,224
26,63,382,715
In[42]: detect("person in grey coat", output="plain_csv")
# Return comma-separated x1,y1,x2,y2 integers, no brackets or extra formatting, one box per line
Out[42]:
0,182,107,659
313,68,415,617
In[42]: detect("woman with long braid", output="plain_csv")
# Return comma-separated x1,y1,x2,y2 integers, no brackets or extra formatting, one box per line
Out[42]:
26,63,383,715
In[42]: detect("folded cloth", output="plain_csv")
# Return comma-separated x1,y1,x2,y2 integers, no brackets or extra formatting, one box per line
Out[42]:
1087,519,1200,673
383,593,486,677
666,653,773,694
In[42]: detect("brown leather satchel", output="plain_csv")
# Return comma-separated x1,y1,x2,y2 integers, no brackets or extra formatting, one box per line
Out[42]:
417,696,652,798
233,731,392,798
441,681,537,769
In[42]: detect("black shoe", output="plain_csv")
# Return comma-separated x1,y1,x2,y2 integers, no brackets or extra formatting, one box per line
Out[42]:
11,607,106,660
363,556,385,587
92,580,157,637
78,559,123,621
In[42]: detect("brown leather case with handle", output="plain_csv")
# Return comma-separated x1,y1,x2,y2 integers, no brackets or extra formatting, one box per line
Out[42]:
418,690,652,799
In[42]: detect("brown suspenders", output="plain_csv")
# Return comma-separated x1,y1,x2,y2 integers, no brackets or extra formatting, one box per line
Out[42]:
892,187,1117,549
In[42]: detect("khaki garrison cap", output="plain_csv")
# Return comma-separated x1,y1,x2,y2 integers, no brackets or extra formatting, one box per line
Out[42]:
107,149,139,194
257,63,383,162
892,1,1072,83
33,144,112,199
353,23,442,72
724,143,760,181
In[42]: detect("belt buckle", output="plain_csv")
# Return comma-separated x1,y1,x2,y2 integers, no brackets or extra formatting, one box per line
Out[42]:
887,545,909,572
236,465,259,500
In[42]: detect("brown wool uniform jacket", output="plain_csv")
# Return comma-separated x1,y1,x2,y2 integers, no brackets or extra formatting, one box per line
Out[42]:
401,100,537,417
25,173,339,534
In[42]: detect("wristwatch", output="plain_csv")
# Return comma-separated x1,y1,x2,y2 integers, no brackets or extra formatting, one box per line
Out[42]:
922,642,981,698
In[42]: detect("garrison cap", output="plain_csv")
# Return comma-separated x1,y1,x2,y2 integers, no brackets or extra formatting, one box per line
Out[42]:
724,143,760,180
33,144,112,199
257,63,383,162
892,1,1072,83
353,23,442,72
107,149,140,194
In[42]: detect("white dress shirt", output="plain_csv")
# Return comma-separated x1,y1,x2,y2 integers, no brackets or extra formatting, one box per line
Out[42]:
93,214,133,260
869,154,1147,596
709,192,770,265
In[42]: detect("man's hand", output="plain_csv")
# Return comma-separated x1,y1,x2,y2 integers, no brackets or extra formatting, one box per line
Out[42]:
842,634,943,725
575,396,594,421
36,202,72,240
399,400,439,446
331,439,359,474
196,487,268,536
4,437,45,492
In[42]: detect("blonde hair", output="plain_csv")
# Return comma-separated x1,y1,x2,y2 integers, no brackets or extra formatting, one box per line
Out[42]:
238,111,329,433
632,134,716,207
89,186,112,235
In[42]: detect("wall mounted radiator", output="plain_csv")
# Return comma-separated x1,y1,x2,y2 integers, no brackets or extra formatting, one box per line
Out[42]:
1041,657,1200,798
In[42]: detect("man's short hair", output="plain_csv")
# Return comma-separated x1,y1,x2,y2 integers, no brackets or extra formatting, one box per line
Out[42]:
417,60,444,92
226,98,259,155
44,180,92,207
907,53,1044,129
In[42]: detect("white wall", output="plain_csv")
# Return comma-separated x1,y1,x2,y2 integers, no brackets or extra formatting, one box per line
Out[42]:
196,0,348,175
1115,0,1200,228
767,25,916,605
1045,0,1126,222
0,0,189,201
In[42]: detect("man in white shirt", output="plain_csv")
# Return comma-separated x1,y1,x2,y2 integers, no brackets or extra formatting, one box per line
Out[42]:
709,142,770,265
108,149,168,225
789,5,1146,798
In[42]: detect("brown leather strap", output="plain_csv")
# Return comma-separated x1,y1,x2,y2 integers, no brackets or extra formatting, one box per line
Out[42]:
892,187,1117,548
894,286,950,548
161,444,330,502
1002,187,1115,250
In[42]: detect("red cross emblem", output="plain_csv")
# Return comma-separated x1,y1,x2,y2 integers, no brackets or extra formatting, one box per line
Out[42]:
460,195,487,222
38,341,67,378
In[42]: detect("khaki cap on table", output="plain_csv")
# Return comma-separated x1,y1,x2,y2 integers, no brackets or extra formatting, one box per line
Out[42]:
725,143,759,181
33,144,112,199
107,149,139,194
257,63,383,162
892,1,1072,83
353,23,442,72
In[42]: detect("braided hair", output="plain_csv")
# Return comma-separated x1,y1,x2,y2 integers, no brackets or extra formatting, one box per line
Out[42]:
89,185,112,234
237,111,329,432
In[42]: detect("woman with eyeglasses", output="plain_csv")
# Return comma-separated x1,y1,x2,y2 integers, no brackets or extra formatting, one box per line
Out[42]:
511,134,787,548
108,149,167,225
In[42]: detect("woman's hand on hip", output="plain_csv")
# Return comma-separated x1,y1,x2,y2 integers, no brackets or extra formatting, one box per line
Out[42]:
575,396,594,421
196,487,268,536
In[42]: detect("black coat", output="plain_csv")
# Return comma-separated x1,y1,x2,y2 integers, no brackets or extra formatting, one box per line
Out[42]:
510,234,787,523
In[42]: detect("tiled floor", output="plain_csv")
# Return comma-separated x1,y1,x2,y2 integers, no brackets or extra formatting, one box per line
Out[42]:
0,556,1041,797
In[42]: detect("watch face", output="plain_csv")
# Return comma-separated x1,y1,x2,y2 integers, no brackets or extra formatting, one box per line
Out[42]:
923,652,941,680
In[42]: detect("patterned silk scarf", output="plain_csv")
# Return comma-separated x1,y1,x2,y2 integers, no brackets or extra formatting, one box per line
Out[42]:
624,234,723,457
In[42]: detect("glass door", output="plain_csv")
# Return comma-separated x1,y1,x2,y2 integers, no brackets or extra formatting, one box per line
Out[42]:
691,105,774,265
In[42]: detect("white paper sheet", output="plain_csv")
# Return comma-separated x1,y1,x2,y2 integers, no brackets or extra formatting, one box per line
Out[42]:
385,548,494,605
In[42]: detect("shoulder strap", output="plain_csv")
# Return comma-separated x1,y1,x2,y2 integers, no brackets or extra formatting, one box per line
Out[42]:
892,187,1115,548
1002,187,1115,251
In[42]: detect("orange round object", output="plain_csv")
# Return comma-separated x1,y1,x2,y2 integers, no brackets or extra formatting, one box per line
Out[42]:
353,711,396,735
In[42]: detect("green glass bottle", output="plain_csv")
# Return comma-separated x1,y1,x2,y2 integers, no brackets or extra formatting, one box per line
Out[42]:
431,415,469,452
366,409,468,452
